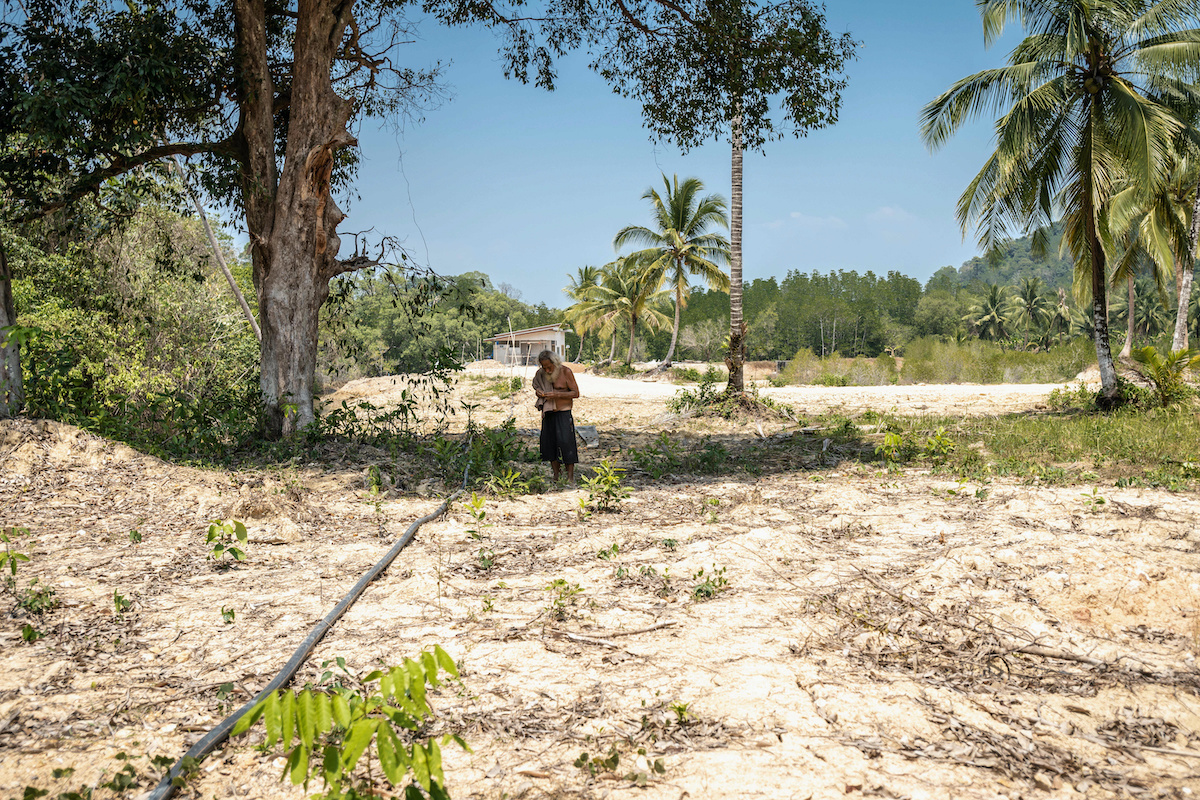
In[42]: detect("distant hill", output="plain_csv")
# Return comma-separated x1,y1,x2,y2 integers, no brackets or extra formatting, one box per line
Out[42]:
928,224,1075,293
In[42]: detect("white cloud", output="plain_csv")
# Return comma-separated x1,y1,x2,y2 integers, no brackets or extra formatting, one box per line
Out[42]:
866,206,918,224
783,211,849,231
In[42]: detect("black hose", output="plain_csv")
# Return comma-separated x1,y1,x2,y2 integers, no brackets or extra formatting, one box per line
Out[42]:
147,484,464,800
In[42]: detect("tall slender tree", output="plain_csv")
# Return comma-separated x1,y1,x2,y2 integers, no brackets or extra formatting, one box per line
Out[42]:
614,175,730,368
591,0,855,394
921,0,1200,402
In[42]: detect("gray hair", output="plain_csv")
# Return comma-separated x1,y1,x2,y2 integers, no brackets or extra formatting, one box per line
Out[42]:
536,349,563,367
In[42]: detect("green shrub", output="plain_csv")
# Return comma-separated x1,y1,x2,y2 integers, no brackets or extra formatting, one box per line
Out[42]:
1130,345,1200,407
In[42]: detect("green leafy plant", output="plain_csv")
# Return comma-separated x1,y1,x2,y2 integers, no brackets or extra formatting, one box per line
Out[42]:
484,468,529,498
206,519,248,565
113,590,132,614
662,538,678,551
128,528,143,544
1081,486,1106,509
476,548,496,570
690,565,729,601
232,648,467,800
875,431,905,464
221,606,236,624
1130,345,1200,408
923,427,956,459
581,460,631,513
1,527,31,593
596,543,620,560
20,624,44,643
574,745,665,785
544,579,584,621
18,579,58,615
462,493,489,540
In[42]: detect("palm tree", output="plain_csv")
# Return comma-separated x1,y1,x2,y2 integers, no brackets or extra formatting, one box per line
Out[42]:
572,257,671,366
921,0,1200,401
1108,156,1195,356
1012,276,1051,350
965,284,1013,341
564,265,602,361
614,175,731,369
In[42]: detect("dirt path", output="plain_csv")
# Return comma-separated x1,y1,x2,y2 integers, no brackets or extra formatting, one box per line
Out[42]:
2,373,1196,800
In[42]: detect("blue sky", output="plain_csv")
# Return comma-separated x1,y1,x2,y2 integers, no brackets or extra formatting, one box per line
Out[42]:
331,1,1023,307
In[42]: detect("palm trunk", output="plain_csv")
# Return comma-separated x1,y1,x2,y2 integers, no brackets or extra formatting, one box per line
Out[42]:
626,315,637,365
609,329,617,362
1119,275,1134,360
0,232,24,419
725,114,746,394
1086,217,1118,399
662,282,682,367
1171,176,1200,352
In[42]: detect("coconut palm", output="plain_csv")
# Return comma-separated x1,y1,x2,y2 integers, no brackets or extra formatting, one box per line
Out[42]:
1011,276,1052,349
564,265,602,361
572,257,671,366
921,0,1200,401
614,174,731,369
965,284,1013,341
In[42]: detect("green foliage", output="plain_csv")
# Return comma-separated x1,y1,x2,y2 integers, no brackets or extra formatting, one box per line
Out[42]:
1,526,31,583
596,543,620,560
923,428,956,460
8,215,262,460
484,468,530,498
544,579,584,621
20,624,44,643
221,606,236,625
666,367,740,417
581,460,631,513
18,579,58,616
112,590,132,614
901,337,1092,384
462,493,489,540
573,746,665,785
206,519,249,565
1130,346,1200,408
628,432,729,478
690,566,729,601
232,648,466,800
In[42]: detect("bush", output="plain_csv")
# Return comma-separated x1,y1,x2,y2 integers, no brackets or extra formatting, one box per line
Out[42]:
777,348,896,386
900,337,1092,384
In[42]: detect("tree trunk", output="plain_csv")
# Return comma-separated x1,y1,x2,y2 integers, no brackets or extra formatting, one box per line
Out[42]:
662,281,682,367
1119,274,1134,360
1087,219,1118,399
609,329,617,362
1172,176,1200,352
0,232,24,419
626,315,637,365
236,0,358,438
725,115,746,394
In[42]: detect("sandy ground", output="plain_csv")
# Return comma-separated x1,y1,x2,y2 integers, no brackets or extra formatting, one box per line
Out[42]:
2,369,1198,800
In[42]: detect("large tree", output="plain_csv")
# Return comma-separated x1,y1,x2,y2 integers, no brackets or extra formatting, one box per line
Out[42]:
3,0,797,434
614,174,730,368
590,0,855,394
921,0,1200,402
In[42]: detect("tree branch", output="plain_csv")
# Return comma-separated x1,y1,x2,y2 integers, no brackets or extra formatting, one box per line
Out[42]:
18,139,236,223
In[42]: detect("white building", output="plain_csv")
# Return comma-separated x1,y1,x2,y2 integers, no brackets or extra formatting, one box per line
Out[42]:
484,324,569,365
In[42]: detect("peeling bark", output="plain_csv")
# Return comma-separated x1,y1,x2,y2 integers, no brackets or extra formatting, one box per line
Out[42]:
235,0,359,438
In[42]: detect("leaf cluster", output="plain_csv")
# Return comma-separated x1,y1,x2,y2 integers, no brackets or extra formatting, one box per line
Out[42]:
232,647,466,800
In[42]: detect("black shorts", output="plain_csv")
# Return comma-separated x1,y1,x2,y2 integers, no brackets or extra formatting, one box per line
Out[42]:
540,410,578,464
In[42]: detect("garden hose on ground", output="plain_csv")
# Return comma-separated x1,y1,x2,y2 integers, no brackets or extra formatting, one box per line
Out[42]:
147,457,471,800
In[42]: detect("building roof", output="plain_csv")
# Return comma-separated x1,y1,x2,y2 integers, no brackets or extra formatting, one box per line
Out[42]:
482,323,568,343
